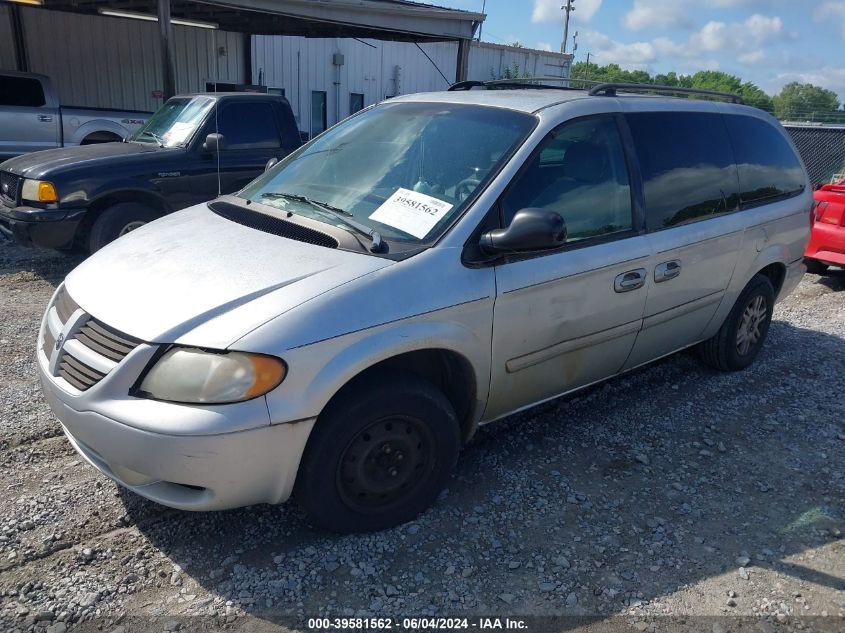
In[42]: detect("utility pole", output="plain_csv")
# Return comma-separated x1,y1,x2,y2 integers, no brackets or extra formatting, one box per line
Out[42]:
477,0,486,42
585,52,591,80
561,0,575,54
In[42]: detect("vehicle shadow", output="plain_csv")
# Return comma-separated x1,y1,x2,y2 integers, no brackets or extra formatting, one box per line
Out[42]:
123,319,844,628
0,241,82,283
814,268,845,292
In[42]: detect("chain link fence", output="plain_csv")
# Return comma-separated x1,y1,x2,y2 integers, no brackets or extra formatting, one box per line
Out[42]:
784,124,845,187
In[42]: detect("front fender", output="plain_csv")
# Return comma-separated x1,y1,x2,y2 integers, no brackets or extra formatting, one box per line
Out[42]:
263,302,493,430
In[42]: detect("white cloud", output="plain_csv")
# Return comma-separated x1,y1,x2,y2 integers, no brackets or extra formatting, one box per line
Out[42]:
623,0,776,32
815,2,845,39
624,0,691,31
738,50,766,64
532,0,602,24
536,41,553,52
744,14,782,40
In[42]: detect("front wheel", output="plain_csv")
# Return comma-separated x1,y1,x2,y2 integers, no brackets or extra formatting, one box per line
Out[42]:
295,371,460,533
88,202,159,252
698,274,775,372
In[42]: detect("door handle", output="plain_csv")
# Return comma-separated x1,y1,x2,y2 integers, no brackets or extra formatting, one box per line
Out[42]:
38,115,53,122
654,260,681,283
614,268,647,293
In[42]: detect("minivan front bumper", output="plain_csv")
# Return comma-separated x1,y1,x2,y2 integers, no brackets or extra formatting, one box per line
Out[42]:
37,339,315,511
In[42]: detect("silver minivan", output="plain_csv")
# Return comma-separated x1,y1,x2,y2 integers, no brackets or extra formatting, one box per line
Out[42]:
37,83,811,532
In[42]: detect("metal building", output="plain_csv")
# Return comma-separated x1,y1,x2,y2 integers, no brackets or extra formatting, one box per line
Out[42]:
1,2,572,137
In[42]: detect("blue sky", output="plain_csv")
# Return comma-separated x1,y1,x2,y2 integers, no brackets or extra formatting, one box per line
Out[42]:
427,0,845,102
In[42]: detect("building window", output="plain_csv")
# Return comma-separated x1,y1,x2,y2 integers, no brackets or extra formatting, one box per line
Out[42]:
311,91,327,138
350,93,365,115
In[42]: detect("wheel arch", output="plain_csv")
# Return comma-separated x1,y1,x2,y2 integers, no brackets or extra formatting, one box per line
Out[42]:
320,348,479,443
76,190,170,247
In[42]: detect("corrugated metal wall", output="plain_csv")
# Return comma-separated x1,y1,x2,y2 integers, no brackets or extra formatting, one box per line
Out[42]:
252,37,571,136
1,7,244,112
0,6,17,70
468,42,571,81
252,36,459,135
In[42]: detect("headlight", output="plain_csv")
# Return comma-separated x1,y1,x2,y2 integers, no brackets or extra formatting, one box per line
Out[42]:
138,348,286,404
21,179,58,203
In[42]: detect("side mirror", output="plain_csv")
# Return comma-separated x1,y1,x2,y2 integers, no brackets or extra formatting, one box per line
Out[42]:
203,133,226,153
265,157,279,172
480,208,566,255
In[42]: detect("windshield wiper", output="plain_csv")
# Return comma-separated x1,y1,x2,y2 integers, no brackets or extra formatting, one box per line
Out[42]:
260,192,385,253
139,131,165,147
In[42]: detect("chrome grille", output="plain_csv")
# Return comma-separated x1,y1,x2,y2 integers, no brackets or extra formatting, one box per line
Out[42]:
58,354,106,391
73,319,139,362
44,286,141,391
0,171,20,204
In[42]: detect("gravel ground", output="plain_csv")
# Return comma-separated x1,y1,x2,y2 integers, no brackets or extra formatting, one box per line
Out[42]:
0,240,843,633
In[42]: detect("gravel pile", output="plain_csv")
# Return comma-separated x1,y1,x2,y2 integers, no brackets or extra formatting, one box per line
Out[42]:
1,241,843,632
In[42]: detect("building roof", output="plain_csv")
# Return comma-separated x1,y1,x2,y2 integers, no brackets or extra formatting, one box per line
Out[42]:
39,0,485,41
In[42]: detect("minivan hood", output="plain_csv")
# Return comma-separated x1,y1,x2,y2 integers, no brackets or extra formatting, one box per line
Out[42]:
1,142,165,179
64,204,391,348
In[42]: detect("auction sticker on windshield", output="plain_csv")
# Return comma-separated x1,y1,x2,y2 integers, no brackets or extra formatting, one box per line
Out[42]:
369,188,453,239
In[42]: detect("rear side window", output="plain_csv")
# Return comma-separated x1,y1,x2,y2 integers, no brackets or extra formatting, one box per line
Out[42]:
0,75,46,107
216,102,281,150
723,115,806,205
627,112,739,231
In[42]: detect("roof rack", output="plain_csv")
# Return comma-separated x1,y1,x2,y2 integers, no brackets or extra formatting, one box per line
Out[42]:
588,82,744,104
448,77,601,92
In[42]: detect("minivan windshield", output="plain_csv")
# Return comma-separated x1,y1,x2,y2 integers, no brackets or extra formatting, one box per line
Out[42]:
239,102,536,246
132,96,215,148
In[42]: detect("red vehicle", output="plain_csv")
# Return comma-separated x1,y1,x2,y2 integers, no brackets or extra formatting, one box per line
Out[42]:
804,181,845,274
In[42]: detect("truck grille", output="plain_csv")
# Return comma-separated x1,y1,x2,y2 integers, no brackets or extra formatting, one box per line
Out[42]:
1,171,20,205
43,286,141,391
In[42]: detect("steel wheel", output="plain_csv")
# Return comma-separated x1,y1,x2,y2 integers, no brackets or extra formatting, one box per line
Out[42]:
736,295,768,356
118,220,146,236
336,416,435,513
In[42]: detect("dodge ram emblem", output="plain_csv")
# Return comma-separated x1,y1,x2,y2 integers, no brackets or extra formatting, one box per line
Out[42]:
54,333,64,351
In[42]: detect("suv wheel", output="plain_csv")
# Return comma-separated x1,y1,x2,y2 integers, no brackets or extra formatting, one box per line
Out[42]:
804,258,829,275
88,203,159,252
698,274,775,372
295,371,460,533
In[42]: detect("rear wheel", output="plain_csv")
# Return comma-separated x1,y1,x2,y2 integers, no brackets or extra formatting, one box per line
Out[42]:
804,258,829,275
295,371,460,533
698,274,775,372
88,203,159,252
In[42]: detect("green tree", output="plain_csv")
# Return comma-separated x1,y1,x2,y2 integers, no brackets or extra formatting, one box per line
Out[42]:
773,82,842,121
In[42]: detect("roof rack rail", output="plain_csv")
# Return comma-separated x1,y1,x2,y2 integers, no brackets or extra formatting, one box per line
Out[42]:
448,77,601,92
588,82,744,104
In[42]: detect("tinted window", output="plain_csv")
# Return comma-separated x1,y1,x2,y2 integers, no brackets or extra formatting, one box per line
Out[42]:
350,93,365,114
724,115,806,205
501,116,633,242
627,112,739,230
216,102,280,150
0,76,46,107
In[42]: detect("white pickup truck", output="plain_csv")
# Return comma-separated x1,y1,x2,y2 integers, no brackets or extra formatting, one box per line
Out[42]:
0,71,150,160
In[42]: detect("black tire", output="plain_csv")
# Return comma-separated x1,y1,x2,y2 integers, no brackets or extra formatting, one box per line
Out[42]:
698,274,775,372
295,370,460,533
88,203,159,252
804,258,829,275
